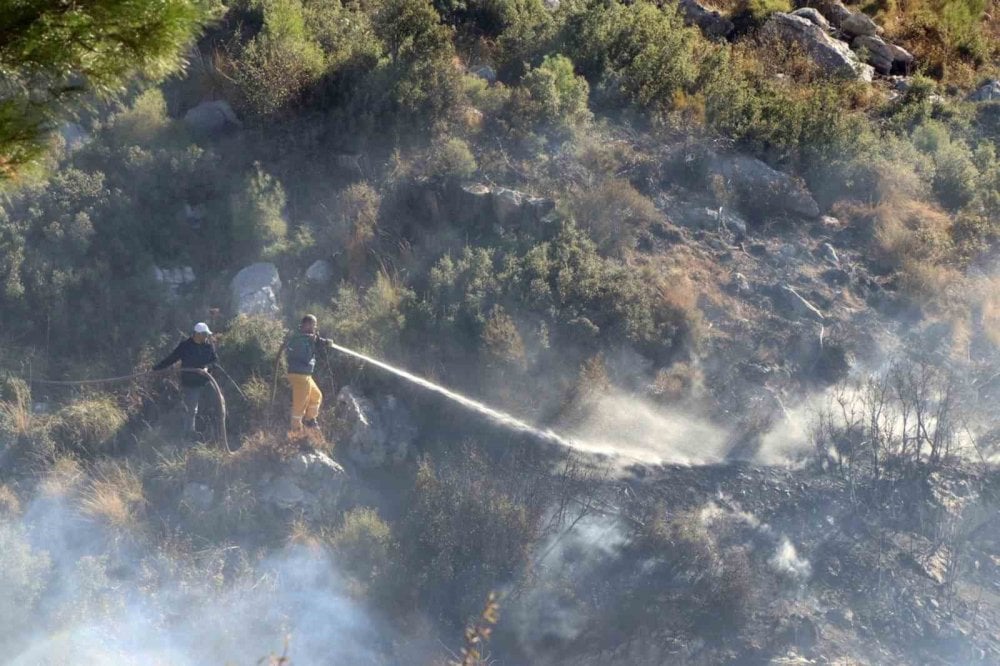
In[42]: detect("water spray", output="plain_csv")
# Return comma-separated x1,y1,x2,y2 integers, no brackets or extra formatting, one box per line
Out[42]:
328,342,577,448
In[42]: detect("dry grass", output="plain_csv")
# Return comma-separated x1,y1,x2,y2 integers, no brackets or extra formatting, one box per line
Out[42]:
650,362,705,402
39,456,85,498
287,518,326,550
52,394,127,454
79,462,146,529
236,428,330,464
0,379,32,437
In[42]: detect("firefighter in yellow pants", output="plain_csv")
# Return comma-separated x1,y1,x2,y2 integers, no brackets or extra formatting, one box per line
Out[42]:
288,373,323,430
284,314,335,430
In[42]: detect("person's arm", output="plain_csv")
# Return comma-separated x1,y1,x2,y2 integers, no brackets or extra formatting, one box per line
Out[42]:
152,342,184,371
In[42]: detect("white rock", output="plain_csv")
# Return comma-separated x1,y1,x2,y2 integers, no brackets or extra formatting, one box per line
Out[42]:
183,100,242,135
230,262,282,317
305,259,334,285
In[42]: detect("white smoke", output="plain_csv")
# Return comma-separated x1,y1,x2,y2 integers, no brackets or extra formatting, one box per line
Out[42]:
561,391,730,466
1,495,389,665
769,537,812,581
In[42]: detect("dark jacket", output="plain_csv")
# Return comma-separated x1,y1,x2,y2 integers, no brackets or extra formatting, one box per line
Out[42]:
285,333,332,375
154,338,218,386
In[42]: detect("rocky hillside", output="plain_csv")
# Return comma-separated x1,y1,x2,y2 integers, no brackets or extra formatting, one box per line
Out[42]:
0,0,998,662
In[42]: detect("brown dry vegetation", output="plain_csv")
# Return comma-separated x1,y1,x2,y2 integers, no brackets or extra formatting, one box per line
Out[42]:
79,462,146,529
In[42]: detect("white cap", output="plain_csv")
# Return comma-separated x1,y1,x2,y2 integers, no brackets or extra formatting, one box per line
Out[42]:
193,322,212,335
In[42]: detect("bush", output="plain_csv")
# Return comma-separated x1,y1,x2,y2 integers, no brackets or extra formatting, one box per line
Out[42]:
508,54,591,137
372,0,466,126
329,507,399,600
426,137,479,180
226,0,327,118
565,1,704,116
327,272,414,355
736,0,792,22
51,395,127,455
217,314,288,382
230,163,289,261
481,304,526,366
568,178,662,256
400,454,539,620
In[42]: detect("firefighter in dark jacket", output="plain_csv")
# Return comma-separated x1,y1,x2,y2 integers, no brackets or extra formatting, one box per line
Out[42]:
285,314,334,430
154,322,218,435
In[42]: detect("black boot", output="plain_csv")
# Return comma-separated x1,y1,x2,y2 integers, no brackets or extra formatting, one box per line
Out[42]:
303,418,319,429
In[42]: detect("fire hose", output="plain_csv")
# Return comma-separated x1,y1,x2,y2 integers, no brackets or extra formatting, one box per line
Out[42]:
26,367,231,454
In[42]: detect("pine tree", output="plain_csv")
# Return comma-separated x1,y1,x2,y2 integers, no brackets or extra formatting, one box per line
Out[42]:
0,0,211,178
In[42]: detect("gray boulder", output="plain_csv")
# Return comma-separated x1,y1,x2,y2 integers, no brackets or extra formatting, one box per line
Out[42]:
852,34,914,75
183,100,242,136
678,0,734,40
335,386,417,469
231,262,282,317
791,7,830,30
259,450,347,516
803,0,852,28
446,183,554,230
840,11,879,38
969,79,1000,102
708,154,821,219
762,14,873,81
305,259,334,285
470,65,497,84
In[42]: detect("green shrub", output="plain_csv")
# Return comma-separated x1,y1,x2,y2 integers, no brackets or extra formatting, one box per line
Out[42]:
230,163,289,261
564,0,704,115
227,0,326,118
509,54,591,136
427,137,479,180
327,272,414,355
373,0,467,126
52,395,127,454
568,178,662,256
736,0,792,22
481,304,526,365
330,507,398,599
217,314,288,382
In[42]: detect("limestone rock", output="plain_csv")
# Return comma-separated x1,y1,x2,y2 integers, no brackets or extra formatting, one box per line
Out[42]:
840,11,879,38
183,100,242,136
762,13,873,82
707,153,821,219
335,385,417,469
305,259,334,285
470,65,497,83
807,0,852,27
969,79,1000,102
852,34,914,75
791,7,829,30
231,262,282,318
259,450,347,515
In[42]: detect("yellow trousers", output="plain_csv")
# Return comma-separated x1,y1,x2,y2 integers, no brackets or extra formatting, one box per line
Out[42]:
287,373,322,429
